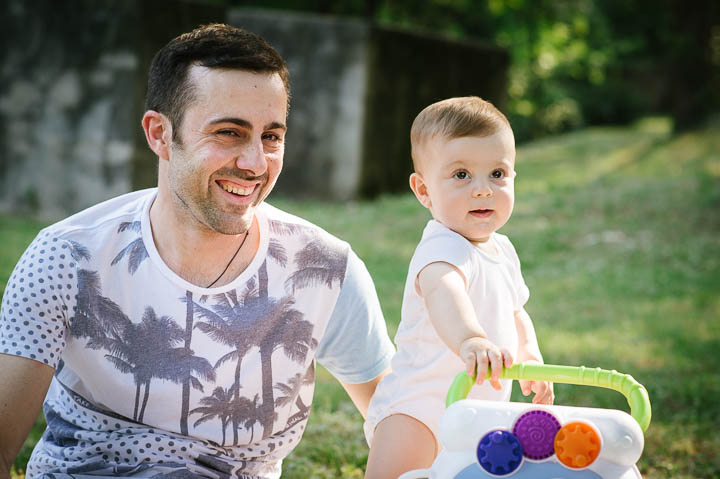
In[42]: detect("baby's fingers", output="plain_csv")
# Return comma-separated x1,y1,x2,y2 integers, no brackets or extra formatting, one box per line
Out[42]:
532,382,555,405
488,350,504,390
519,379,532,396
475,352,489,385
464,355,477,379
501,348,514,369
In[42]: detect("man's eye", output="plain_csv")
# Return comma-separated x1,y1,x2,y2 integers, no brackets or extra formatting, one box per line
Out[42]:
454,171,468,180
491,169,505,179
218,130,238,137
263,133,281,142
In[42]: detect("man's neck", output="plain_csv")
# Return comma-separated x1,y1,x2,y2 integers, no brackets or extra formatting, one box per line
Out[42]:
149,188,259,287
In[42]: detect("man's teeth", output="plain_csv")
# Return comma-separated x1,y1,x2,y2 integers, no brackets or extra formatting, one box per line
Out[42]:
221,183,253,196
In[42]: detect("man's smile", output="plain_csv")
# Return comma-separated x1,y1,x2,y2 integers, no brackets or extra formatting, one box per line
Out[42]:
215,179,261,204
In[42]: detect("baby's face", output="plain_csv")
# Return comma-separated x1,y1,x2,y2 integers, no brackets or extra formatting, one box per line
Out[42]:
411,129,516,243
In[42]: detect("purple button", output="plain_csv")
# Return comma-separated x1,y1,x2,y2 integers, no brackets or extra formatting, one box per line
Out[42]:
513,410,561,460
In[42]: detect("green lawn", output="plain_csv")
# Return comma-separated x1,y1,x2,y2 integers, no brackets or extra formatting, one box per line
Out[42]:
4,118,720,478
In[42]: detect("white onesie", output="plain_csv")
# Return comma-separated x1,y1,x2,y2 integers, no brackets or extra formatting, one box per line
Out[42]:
364,220,529,447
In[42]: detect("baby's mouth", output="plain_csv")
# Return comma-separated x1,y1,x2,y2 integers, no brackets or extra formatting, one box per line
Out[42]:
470,209,493,218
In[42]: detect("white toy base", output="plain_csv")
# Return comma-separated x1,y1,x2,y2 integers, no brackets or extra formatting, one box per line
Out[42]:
398,399,644,479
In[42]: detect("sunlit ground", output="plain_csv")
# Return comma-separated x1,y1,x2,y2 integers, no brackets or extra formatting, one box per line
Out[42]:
4,118,719,478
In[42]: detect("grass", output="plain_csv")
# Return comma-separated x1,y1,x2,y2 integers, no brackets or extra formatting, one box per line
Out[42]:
4,118,720,478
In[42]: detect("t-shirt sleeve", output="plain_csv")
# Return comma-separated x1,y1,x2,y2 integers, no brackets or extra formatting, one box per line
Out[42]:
315,250,395,384
408,229,476,289
498,235,530,310
0,229,75,368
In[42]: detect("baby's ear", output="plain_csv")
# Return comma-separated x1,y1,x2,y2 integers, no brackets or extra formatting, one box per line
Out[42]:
409,173,432,208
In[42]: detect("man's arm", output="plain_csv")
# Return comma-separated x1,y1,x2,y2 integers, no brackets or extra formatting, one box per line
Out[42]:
340,367,391,419
0,354,54,478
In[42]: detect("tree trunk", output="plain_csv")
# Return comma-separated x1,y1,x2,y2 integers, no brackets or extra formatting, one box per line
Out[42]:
139,380,151,422
232,356,242,445
180,290,193,435
258,260,268,299
133,381,141,421
259,343,275,439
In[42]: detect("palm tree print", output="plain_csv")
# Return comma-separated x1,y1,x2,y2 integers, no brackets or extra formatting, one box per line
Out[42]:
190,386,234,446
285,240,348,293
73,269,131,349
104,306,184,422
156,343,216,428
275,366,315,410
111,221,148,275
253,295,317,439
275,365,315,428
178,290,195,436
66,240,91,262
66,240,129,347
234,393,263,444
258,238,288,300
268,220,311,237
192,280,263,445
255,221,347,439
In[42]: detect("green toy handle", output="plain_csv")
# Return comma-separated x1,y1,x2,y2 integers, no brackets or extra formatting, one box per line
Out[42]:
445,363,651,432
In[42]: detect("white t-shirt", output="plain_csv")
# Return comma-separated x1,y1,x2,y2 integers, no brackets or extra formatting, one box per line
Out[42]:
364,220,529,446
0,189,394,479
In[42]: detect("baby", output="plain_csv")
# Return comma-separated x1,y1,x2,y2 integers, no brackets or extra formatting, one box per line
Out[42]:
364,97,554,479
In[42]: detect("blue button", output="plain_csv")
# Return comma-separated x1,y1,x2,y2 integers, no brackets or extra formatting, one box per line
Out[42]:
476,429,523,476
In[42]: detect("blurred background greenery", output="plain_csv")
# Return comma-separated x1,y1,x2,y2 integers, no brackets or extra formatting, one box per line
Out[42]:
219,0,719,141
3,0,720,477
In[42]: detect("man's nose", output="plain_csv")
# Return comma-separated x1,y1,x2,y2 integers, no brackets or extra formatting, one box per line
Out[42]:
235,138,267,175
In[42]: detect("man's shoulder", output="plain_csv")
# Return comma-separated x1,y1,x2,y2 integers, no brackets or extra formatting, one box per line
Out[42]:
41,188,154,241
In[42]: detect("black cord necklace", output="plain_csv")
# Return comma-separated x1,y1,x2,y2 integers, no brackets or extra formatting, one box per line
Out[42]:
206,230,250,288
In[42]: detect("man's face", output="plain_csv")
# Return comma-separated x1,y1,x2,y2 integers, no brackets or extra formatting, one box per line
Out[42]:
166,66,288,235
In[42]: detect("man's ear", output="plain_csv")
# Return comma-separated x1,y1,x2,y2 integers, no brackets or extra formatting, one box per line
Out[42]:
142,110,172,162
409,172,431,209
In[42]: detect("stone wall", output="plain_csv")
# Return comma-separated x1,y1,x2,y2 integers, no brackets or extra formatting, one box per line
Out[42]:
0,0,223,219
228,10,370,201
1,0,140,218
0,2,508,218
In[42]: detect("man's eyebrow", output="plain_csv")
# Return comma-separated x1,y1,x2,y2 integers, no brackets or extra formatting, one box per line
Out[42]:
208,118,252,129
207,118,286,131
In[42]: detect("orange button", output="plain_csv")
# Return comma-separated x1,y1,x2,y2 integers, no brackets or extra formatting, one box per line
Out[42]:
554,422,601,468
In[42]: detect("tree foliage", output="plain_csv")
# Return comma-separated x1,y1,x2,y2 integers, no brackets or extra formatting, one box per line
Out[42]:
227,0,719,139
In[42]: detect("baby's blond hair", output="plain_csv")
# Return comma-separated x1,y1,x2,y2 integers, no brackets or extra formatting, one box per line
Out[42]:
410,96,511,171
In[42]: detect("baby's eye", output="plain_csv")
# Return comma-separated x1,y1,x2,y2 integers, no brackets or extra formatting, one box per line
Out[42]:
491,169,505,179
454,171,469,180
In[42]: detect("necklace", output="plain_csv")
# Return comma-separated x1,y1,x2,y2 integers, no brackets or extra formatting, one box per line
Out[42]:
206,230,250,288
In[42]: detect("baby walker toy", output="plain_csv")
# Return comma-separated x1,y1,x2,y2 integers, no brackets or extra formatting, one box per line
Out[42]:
398,363,651,479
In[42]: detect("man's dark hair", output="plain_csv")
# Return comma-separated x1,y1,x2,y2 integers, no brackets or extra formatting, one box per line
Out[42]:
145,23,290,140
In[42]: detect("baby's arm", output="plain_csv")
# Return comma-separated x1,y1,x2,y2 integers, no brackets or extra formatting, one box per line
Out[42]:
417,261,513,389
514,308,554,404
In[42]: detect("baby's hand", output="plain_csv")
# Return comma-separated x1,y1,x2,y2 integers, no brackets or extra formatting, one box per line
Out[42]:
518,360,555,404
459,337,513,390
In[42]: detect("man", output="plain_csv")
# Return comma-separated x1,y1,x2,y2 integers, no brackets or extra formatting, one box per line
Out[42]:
0,24,394,479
